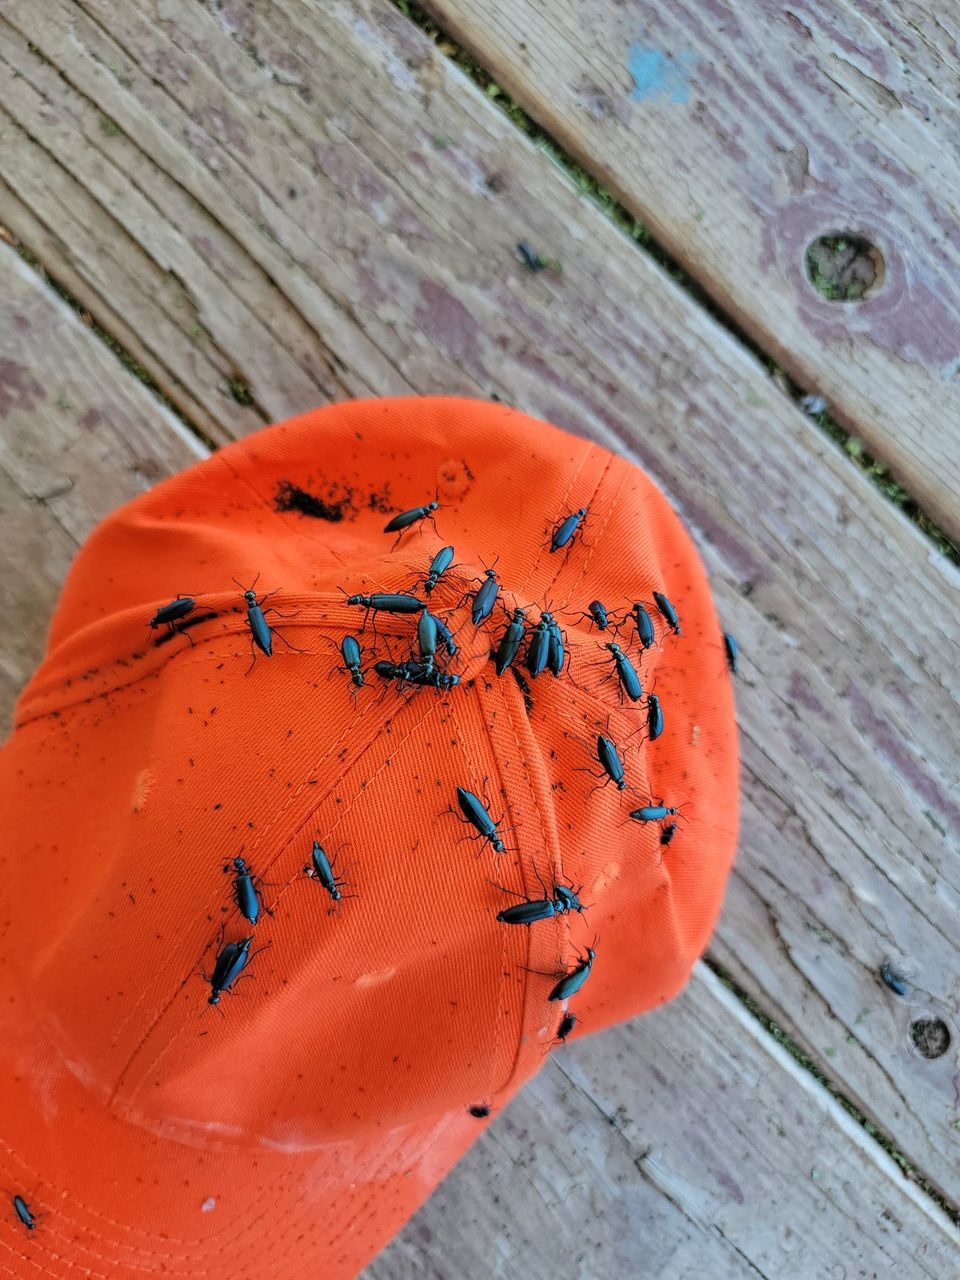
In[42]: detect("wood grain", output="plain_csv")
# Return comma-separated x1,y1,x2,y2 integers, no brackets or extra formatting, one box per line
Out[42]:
1,0,959,1268
0,246,203,700
372,967,960,1279
421,0,960,540
0,5,402,442
0,462,75,718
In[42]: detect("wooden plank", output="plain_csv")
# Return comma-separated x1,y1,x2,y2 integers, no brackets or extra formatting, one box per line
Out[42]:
0,13,405,444
0,462,75,719
419,0,960,541
0,246,203,543
372,967,960,1278
1,0,958,1238
0,245,202,707
0,158,266,446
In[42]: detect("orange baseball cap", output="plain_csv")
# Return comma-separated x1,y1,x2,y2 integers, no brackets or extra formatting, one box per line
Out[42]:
0,396,738,1278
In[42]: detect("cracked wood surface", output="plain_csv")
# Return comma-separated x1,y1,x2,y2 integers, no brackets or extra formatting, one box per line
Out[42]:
0,1,959,1273
423,0,960,541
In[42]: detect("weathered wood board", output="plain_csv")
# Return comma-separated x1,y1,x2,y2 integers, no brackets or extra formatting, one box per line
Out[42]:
0,240,203,710
422,0,960,540
373,966,960,1279
1,0,958,1269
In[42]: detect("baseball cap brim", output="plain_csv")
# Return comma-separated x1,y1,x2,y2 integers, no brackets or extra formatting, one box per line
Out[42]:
0,995,522,1277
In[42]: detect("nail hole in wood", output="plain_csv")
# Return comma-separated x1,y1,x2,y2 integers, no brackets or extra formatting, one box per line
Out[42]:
804,233,884,301
909,1017,950,1059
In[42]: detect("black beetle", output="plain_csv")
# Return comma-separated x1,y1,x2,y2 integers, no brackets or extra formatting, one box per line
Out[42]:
596,734,625,789
494,608,526,676
148,595,198,643
12,1194,37,1231
628,602,656,650
417,611,439,671
879,960,908,997
233,575,302,671
548,944,597,1002
604,642,643,702
384,499,439,547
345,591,424,626
433,613,458,656
454,787,510,855
647,692,664,741
470,563,501,625
304,840,354,911
344,591,425,643
494,878,585,925
550,506,588,553
630,803,680,824
724,632,739,675
586,600,609,631
337,635,364,688
555,1012,577,1043
223,856,265,926
526,615,552,679
375,660,460,692
653,591,682,636
424,546,455,594
515,241,547,271
206,935,263,1006
545,613,567,677
511,667,534,715
409,667,460,690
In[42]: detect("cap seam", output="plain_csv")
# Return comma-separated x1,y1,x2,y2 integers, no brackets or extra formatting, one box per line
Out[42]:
12,607,476,732
553,457,631,611
445,697,515,1110
489,679,572,1084
516,441,597,600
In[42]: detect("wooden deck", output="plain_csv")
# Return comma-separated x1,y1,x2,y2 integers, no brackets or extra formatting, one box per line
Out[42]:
1,2,958,1275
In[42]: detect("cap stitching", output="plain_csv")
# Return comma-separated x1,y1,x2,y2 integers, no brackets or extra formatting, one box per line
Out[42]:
0,1160,226,1274
2,1111,395,1273
0,1235,94,1278
445,697,513,1111
487,681,570,1081
13,597,470,733
551,459,630,612
11,607,303,732
0,1122,265,1257
516,443,595,600
261,691,456,914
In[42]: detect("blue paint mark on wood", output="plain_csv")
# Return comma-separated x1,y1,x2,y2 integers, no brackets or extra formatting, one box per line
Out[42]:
628,43,694,104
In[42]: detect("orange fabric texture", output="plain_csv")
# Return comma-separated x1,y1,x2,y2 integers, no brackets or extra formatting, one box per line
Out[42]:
0,397,738,1278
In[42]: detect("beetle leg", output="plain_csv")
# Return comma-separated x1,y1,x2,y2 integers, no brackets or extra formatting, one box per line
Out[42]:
245,634,259,676
271,629,308,655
